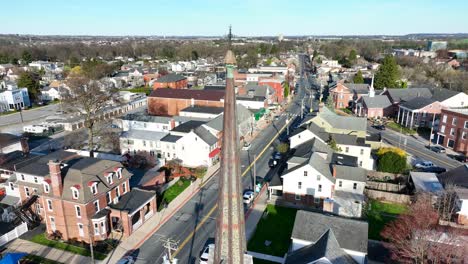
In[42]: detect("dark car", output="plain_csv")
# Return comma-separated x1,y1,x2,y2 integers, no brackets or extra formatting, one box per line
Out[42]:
430,146,446,153
268,159,278,168
273,152,282,160
372,125,386,130
422,166,447,173
449,154,467,162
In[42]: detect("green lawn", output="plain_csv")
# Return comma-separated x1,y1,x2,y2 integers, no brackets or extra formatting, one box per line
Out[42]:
21,255,63,264
122,87,152,95
247,205,297,257
386,121,417,135
30,234,107,260
162,178,192,204
367,200,408,240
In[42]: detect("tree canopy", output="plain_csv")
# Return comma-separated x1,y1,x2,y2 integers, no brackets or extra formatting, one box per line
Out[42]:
374,55,401,89
17,72,40,102
353,70,364,84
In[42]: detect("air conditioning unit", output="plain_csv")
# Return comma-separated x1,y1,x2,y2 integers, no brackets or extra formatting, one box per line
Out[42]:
113,197,119,204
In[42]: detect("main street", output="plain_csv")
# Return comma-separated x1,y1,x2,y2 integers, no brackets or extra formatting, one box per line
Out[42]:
131,76,310,264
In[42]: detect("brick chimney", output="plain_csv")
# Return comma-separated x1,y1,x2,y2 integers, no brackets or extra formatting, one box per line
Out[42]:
48,160,63,197
170,119,176,130
332,165,337,178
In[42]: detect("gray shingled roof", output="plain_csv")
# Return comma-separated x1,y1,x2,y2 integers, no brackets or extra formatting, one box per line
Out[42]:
171,120,206,133
180,106,224,115
384,88,432,103
160,134,182,143
437,164,468,188
0,133,20,147
15,150,78,177
400,97,436,110
292,210,368,253
319,109,367,132
362,95,392,109
345,83,370,94
203,104,253,132
431,88,460,102
309,153,334,182
109,188,156,215
120,130,168,141
155,73,186,83
334,165,367,182
285,229,356,264
331,153,358,167
193,126,218,145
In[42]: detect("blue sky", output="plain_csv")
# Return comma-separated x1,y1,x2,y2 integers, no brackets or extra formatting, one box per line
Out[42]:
3,0,468,36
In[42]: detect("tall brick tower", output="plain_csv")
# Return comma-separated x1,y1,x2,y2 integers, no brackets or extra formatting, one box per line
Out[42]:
213,27,247,264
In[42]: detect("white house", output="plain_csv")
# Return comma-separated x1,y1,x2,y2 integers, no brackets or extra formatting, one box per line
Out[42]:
437,164,468,225
0,83,31,111
333,134,374,170
288,210,368,264
432,88,468,108
119,130,168,156
40,86,61,101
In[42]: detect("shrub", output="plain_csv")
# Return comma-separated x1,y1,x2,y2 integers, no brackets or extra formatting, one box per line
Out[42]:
376,147,406,157
276,143,289,153
377,151,407,174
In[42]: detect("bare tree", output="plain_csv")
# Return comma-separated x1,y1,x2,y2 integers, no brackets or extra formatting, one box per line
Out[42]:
381,194,466,263
435,183,458,222
63,74,117,157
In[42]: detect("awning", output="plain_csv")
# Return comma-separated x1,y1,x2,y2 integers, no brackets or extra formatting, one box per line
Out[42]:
209,148,221,158
0,195,20,206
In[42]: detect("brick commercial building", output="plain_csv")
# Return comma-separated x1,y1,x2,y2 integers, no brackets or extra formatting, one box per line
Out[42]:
152,73,187,89
258,79,284,103
437,108,468,155
147,88,225,116
329,83,370,109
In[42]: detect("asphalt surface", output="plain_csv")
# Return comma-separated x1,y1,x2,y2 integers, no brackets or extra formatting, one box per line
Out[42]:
132,75,312,263
0,104,61,134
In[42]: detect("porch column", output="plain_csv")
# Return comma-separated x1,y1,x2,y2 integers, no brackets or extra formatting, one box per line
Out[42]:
410,111,415,130
405,110,410,127
397,108,401,123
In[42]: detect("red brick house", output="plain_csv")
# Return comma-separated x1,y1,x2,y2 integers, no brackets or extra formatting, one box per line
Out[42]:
329,83,369,109
437,108,468,154
258,79,284,103
396,97,443,129
147,88,225,116
152,73,188,89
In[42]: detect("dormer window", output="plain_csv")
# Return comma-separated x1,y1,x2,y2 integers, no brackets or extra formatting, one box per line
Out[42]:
71,185,80,199
115,167,123,179
106,173,114,185
88,182,98,195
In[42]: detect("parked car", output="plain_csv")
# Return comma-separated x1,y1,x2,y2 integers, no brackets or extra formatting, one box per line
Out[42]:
200,244,215,263
429,146,446,153
415,161,434,169
243,190,255,204
372,125,386,130
449,154,467,162
242,142,251,150
268,159,278,168
273,152,282,160
117,256,135,264
274,115,280,121
421,166,447,173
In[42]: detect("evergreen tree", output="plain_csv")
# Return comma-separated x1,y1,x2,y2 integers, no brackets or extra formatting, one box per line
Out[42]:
17,72,40,102
283,81,290,98
353,70,365,84
374,55,400,88
21,51,33,64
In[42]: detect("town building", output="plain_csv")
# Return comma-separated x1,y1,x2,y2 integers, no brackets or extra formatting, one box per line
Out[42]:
438,165,468,225
437,108,468,154
396,97,443,129
152,73,188,89
258,79,284,103
329,83,369,109
0,83,31,111
307,107,368,138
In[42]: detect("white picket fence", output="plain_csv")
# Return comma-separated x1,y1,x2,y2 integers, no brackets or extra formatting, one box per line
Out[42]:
0,222,28,247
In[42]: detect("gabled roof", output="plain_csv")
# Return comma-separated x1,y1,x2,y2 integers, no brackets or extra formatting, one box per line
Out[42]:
334,165,367,182
292,210,368,253
160,134,183,143
0,133,20,147
285,229,356,264
410,171,443,193
171,120,206,133
149,88,225,101
109,188,156,215
155,73,186,83
431,88,461,102
193,126,218,145
309,153,334,182
344,83,370,94
383,88,432,103
318,109,367,132
400,97,436,110
120,130,168,141
14,150,78,177
362,95,392,109
437,164,468,188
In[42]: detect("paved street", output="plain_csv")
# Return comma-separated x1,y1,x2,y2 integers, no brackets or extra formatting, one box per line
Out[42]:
0,104,60,134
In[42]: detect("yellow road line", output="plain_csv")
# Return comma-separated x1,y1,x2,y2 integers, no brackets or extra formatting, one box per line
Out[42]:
173,119,291,257
383,136,457,169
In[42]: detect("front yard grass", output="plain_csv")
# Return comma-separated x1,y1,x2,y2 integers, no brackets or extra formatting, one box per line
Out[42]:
366,200,408,240
162,178,192,204
247,205,297,257
30,234,107,260
386,121,417,135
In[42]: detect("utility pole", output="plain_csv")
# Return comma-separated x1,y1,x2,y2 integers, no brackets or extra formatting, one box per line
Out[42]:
161,237,179,263
301,98,304,119
19,108,24,123
253,154,256,191
88,222,95,264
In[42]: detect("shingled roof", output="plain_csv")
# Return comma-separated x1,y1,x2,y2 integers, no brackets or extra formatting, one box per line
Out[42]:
155,73,186,83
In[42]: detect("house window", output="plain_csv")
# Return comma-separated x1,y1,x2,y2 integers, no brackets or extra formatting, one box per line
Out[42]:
295,194,301,200
21,174,25,181
353,183,357,190
50,217,56,231
338,181,342,187
116,168,122,179
71,187,79,199
106,173,113,185
360,149,364,155
100,221,106,235
75,205,81,217
314,197,320,204
34,177,38,183
318,185,322,192
93,201,99,213
122,182,127,193
450,128,455,136
24,187,30,197
143,140,146,147
345,147,349,153
304,171,308,176
440,125,446,133
106,192,112,204
317,175,321,181
44,183,49,193
47,199,53,211
298,182,302,190
442,115,447,123
78,224,84,237
94,223,100,235
116,186,120,197
91,183,98,195
465,121,468,129
9,182,14,191
359,161,363,167
452,117,457,125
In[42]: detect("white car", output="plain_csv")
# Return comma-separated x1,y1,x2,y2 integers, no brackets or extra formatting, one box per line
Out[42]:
200,244,215,263
243,191,255,204
242,142,251,150
415,161,434,169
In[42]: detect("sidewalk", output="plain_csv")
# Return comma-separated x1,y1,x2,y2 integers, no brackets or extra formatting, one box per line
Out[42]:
6,239,92,264
245,185,268,241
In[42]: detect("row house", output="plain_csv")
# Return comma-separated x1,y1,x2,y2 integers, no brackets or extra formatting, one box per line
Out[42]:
437,108,468,154
329,83,369,109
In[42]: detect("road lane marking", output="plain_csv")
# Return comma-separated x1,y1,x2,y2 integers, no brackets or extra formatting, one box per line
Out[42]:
173,115,292,257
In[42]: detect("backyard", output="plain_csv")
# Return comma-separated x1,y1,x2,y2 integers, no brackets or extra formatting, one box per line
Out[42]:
159,178,192,207
247,205,297,257
366,200,408,240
